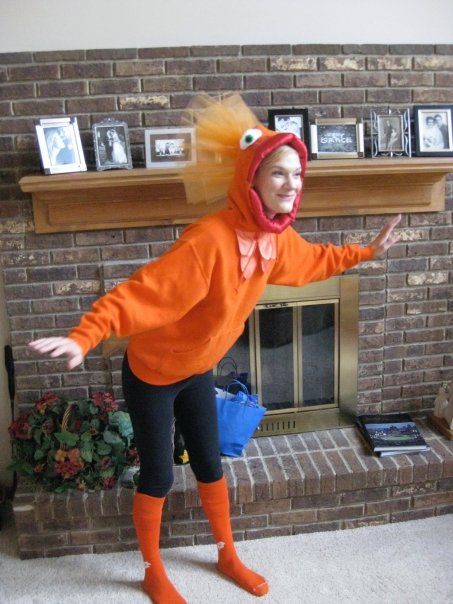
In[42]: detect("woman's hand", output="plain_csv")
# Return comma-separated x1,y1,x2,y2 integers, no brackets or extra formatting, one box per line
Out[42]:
28,337,83,370
370,214,402,257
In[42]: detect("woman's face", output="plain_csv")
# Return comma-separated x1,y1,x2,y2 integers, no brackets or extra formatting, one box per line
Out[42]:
49,130,64,150
253,147,302,219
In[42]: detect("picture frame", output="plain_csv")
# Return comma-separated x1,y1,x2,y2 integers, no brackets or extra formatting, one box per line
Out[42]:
310,118,364,159
92,118,132,171
371,109,411,158
268,108,310,148
34,116,86,175
413,105,453,157
144,127,196,169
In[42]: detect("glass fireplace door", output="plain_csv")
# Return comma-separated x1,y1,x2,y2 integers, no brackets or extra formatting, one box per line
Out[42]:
253,300,339,413
255,306,296,410
300,302,337,408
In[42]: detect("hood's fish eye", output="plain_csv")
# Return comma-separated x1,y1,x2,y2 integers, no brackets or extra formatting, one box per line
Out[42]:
239,128,263,150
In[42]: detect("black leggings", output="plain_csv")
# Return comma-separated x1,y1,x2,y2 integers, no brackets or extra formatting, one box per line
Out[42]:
122,354,223,497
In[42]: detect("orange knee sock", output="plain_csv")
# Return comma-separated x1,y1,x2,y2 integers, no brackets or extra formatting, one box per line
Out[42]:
133,492,186,604
197,476,269,597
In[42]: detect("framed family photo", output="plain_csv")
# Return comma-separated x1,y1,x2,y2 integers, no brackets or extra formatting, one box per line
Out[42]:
413,105,453,156
144,127,196,169
371,109,411,157
35,117,86,175
268,108,310,148
310,118,364,159
92,118,132,171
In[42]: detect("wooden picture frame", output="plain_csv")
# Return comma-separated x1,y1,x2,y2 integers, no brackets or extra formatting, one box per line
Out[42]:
310,118,364,159
144,127,196,169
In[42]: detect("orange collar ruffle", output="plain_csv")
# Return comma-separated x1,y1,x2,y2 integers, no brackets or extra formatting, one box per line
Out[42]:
236,229,276,279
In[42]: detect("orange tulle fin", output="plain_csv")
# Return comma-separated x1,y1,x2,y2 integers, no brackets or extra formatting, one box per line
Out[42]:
180,94,259,205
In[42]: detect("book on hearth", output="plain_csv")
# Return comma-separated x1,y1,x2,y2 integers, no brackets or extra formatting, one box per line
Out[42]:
356,413,430,456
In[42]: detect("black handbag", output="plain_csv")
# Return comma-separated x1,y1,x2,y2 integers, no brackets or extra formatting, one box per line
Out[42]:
214,356,249,393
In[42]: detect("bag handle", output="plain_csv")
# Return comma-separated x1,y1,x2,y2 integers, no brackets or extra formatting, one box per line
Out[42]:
224,379,250,396
226,380,261,409
216,356,238,376
218,380,262,409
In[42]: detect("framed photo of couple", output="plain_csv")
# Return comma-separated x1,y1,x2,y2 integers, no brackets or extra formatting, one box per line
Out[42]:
413,105,453,157
92,118,133,171
35,117,86,175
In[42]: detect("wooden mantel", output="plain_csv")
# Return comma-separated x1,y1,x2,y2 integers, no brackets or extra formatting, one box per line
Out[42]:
19,157,453,234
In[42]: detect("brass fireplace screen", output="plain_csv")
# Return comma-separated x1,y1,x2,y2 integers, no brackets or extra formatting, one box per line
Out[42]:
215,275,359,436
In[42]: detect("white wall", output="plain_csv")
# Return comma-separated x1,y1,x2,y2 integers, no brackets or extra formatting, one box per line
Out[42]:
1,0,452,53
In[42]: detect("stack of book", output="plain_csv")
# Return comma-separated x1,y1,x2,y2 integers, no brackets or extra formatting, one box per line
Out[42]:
356,413,430,457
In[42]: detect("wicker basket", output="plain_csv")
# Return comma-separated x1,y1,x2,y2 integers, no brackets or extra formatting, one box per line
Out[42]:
60,402,76,449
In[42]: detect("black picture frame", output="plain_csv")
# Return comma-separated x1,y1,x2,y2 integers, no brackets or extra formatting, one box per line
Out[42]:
268,108,310,151
413,105,453,157
92,118,133,171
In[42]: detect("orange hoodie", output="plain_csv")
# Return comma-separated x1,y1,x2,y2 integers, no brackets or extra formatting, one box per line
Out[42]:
69,126,374,385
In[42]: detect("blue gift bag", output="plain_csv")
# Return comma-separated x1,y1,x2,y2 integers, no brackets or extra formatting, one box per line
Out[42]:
215,381,266,457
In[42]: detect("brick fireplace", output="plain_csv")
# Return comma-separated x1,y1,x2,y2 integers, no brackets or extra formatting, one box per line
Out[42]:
2,43,452,411
1,43,452,556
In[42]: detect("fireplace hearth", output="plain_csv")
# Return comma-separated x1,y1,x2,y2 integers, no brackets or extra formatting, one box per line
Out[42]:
12,420,453,559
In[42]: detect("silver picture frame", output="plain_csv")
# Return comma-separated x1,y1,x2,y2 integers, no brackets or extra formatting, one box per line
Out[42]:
310,118,364,159
371,109,411,158
92,118,133,171
35,116,86,175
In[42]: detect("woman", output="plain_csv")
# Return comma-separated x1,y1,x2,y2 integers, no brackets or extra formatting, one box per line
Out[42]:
423,116,444,150
104,128,128,164
386,125,400,152
109,128,128,163
29,95,400,604
45,127,74,165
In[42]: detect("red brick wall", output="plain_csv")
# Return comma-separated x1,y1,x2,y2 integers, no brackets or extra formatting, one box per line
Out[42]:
0,44,452,411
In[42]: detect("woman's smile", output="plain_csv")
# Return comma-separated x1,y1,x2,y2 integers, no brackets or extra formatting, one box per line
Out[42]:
252,147,303,219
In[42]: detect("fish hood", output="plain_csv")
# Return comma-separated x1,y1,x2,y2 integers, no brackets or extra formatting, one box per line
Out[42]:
227,124,308,234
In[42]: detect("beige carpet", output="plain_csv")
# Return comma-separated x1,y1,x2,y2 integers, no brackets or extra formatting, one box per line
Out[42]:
0,501,452,603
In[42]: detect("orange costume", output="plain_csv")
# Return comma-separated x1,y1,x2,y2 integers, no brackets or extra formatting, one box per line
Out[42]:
65,95,375,604
69,117,373,386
